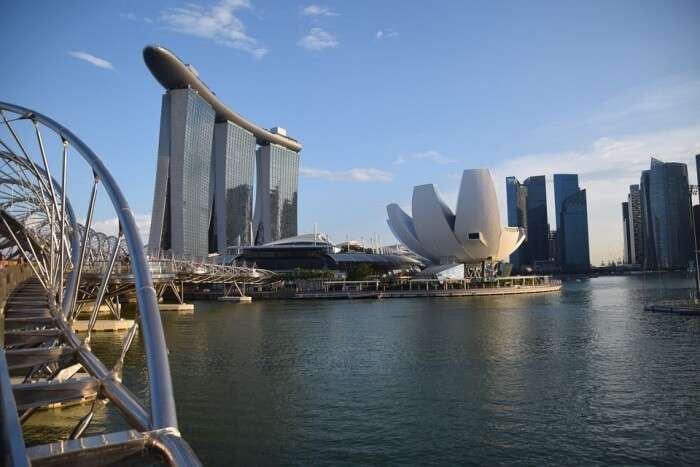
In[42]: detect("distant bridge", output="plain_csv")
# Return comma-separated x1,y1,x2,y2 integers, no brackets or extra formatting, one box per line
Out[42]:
78,252,273,315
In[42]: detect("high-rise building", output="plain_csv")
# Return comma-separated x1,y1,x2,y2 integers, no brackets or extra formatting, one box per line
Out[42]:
694,205,700,257
211,121,256,253
149,88,216,257
627,184,643,265
548,230,558,262
506,176,528,267
523,176,549,262
559,189,590,271
647,158,693,270
622,201,631,264
554,174,581,266
143,45,303,256
639,170,656,269
553,174,579,230
253,142,300,245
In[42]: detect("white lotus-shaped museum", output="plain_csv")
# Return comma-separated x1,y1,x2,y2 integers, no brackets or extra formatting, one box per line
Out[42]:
386,169,526,264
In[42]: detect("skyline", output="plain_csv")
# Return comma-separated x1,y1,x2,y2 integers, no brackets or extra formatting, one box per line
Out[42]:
3,1,700,264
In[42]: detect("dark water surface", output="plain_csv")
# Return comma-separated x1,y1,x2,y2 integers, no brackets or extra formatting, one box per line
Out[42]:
25,275,700,465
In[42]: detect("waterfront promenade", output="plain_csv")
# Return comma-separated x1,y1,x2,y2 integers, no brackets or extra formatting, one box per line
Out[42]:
241,275,560,300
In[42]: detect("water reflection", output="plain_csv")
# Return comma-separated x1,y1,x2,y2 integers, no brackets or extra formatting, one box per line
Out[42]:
23,275,700,465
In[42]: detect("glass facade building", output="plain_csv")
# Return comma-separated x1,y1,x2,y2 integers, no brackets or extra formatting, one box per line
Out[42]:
627,184,643,265
144,47,303,257
633,159,694,270
560,189,590,271
622,201,631,264
211,121,256,253
553,174,579,230
254,143,300,244
149,88,215,257
554,174,581,266
647,158,693,270
639,170,656,269
696,154,700,196
506,176,528,267
552,173,591,271
524,176,549,263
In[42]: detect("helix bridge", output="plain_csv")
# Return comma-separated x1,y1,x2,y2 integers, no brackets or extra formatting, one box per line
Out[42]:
0,102,269,465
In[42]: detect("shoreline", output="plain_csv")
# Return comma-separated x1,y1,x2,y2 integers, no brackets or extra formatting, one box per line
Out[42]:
190,283,563,301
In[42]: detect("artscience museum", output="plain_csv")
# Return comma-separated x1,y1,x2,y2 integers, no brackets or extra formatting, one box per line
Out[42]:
386,169,526,268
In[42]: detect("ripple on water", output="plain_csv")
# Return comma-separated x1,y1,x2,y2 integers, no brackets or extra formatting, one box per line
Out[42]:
29,274,700,465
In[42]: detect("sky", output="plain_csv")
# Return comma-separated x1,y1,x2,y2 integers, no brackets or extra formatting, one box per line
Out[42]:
2,0,700,265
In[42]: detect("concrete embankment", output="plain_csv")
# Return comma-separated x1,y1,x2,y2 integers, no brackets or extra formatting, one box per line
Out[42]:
248,284,562,300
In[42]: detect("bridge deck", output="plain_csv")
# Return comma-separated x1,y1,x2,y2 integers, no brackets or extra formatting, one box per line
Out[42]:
1,280,199,465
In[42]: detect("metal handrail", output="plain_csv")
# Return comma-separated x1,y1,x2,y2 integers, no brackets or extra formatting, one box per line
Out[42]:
0,102,200,465
0,102,177,431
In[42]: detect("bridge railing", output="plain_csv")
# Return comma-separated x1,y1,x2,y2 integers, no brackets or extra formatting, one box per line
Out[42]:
0,102,201,465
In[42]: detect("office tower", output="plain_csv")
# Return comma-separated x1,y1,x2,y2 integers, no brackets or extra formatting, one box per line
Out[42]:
694,205,700,257
523,176,549,262
647,158,693,270
554,174,581,266
559,189,591,271
548,230,558,261
639,170,656,269
211,121,256,254
253,142,300,244
145,45,303,255
622,201,631,264
553,174,579,230
627,184,643,265
149,88,215,257
506,176,528,267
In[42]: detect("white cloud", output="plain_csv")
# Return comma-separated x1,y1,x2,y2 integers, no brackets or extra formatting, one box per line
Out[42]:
376,29,398,40
67,51,114,70
92,214,152,244
298,28,338,51
491,124,700,265
301,4,339,17
119,12,153,24
584,78,700,126
301,166,393,182
397,149,455,165
414,150,454,164
160,0,268,59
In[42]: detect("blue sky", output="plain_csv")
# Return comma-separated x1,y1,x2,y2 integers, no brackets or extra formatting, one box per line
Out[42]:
3,0,700,264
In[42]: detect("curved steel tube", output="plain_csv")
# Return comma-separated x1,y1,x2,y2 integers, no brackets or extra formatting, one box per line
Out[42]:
0,102,178,430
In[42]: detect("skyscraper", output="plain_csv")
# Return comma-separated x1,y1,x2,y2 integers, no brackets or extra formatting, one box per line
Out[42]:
523,176,549,263
639,169,656,269
627,184,643,265
647,158,693,269
559,189,590,271
253,142,300,245
553,174,579,230
144,45,303,256
506,176,528,267
694,205,700,257
211,121,256,253
554,174,581,267
622,201,631,263
149,88,216,257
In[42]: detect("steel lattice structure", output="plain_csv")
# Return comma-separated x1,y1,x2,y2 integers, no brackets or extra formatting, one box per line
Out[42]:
0,102,202,465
